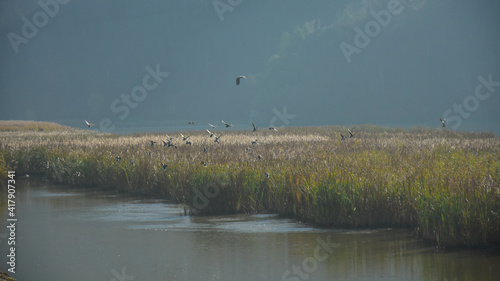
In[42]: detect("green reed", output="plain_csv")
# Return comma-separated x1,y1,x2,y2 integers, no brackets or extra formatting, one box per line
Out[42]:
1,125,499,247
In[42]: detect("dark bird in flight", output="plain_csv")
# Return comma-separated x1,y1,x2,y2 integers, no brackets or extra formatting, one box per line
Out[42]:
257,155,263,160
116,156,121,162
203,147,208,153
269,127,278,131
160,163,168,170
440,118,447,128
251,140,259,145
236,75,247,85
180,134,190,141
214,134,222,144
84,120,95,128
206,129,215,138
188,121,195,125
201,161,207,167
150,140,156,147
222,120,233,128
340,133,346,141
252,122,258,132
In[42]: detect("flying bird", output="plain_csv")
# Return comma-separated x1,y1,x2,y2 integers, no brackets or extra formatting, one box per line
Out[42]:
208,123,219,129
201,161,207,167
340,133,346,141
84,120,95,128
269,127,278,131
206,129,215,137
440,118,447,128
348,129,356,138
251,140,259,145
221,120,233,128
150,140,156,147
188,121,195,125
252,122,258,132
180,134,190,141
236,75,247,85
160,163,168,170
214,134,222,144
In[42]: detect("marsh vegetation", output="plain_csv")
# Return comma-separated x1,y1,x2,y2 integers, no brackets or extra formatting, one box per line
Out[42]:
1,121,499,247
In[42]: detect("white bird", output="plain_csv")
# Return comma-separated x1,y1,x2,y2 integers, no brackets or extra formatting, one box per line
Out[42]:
208,123,219,129
222,120,233,128
84,120,95,128
236,75,247,86
206,129,215,137
348,129,356,138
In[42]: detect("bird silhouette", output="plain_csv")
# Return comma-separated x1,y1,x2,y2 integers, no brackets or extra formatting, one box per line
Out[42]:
160,163,168,170
340,133,346,141
440,118,447,128
236,75,247,85
188,121,195,125
180,134,190,141
252,122,258,132
214,134,222,144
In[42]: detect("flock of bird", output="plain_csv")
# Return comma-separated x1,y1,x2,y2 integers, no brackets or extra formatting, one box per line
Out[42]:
83,76,450,172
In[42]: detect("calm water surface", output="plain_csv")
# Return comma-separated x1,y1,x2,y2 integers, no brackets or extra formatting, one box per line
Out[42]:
1,178,499,281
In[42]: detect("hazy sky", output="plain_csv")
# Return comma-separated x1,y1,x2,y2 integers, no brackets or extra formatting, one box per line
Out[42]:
1,0,499,134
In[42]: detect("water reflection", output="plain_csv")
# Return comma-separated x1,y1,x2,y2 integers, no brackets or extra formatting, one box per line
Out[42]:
1,178,499,281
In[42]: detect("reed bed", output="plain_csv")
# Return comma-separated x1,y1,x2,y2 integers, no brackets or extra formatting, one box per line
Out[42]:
1,124,499,248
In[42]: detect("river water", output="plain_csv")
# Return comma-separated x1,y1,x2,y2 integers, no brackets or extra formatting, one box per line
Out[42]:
1,178,499,281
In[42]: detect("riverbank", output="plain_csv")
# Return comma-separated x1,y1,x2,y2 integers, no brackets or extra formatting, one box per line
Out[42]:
1,121,499,248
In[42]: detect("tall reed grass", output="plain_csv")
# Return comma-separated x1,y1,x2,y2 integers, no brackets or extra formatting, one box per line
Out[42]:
1,123,499,247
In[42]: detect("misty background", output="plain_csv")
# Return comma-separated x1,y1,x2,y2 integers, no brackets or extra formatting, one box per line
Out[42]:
0,0,499,134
